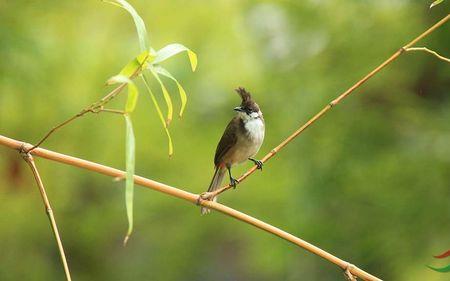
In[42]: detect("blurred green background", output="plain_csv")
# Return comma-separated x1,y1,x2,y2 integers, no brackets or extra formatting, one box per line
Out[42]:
0,1,449,280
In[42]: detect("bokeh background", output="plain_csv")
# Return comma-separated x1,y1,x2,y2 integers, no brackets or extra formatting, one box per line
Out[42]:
0,1,449,280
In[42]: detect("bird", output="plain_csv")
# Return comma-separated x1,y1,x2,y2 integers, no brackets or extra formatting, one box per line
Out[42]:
201,87,265,215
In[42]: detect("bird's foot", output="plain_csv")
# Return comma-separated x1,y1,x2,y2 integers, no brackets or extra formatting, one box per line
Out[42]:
230,177,239,189
249,158,264,170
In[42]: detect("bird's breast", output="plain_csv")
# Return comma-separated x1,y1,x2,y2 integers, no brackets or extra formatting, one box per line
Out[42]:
221,117,265,166
244,118,265,145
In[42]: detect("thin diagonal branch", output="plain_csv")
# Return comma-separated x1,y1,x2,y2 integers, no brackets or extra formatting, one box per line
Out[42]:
19,147,72,281
0,134,381,281
405,47,450,63
27,83,127,152
203,13,450,200
27,53,150,153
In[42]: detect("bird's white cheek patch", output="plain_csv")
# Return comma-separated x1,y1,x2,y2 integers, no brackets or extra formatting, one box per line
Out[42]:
249,112,259,119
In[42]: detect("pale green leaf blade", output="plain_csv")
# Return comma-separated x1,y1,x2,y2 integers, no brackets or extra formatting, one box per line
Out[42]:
153,43,197,71
123,114,135,245
118,51,152,78
149,68,173,125
125,83,138,113
103,0,149,52
430,0,445,8
105,75,139,113
141,74,174,156
154,66,188,118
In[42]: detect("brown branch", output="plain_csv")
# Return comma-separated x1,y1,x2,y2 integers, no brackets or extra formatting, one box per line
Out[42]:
202,13,450,200
0,134,381,281
27,53,150,153
27,83,127,152
19,146,72,281
98,108,126,115
405,47,450,63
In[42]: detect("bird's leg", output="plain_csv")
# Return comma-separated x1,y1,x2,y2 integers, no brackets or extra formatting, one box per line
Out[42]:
227,167,239,189
249,158,263,170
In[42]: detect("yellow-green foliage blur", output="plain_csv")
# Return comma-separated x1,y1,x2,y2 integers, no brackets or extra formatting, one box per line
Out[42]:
0,1,449,280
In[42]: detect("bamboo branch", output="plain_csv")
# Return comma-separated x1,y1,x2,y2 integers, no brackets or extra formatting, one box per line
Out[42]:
405,47,450,63
202,13,450,200
0,134,381,281
19,147,72,281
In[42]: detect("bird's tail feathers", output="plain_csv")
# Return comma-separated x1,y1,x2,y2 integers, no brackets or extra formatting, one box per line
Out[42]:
201,166,226,215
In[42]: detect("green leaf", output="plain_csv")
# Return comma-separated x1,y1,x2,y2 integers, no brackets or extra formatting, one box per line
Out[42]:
105,75,139,113
141,74,174,156
118,51,153,78
153,65,188,118
153,43,197,71
149,67,173,125
430,0,444,8
103,0,149,52
427,264,450,273
123,114,135,245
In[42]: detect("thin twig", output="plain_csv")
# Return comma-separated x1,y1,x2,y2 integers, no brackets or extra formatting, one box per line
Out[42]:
27,83,127,152
28,53,150,153
0,134,381,281
97,108,126,115
18,146,72,281
405,47,450,63
202,13,450,200
344,264,358,281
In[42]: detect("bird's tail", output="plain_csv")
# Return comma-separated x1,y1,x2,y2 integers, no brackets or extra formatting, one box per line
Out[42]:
201,166,226,215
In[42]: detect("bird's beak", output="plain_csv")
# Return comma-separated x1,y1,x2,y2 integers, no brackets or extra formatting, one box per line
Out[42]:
234,106,244,112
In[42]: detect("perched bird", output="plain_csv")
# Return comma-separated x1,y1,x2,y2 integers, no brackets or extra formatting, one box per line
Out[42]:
201,87,265,214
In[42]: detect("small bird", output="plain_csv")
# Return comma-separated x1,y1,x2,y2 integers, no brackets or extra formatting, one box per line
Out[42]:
201,87,265,214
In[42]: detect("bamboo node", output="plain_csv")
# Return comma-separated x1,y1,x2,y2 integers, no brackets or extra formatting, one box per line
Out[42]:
196,192,214,205
343,263,357,281
18,143,32,161
195,195,203,206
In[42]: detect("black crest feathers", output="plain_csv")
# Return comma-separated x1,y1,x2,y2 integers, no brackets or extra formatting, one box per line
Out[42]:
235,87,252,102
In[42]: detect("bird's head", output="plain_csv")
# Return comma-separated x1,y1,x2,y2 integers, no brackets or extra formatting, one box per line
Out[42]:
233,87,262,120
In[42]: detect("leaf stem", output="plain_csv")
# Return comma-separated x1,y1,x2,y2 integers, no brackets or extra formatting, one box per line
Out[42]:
99,108,126,115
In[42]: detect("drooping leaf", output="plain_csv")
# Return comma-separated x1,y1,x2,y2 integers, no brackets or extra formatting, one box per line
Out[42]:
103,0,149,52
153,43,197,71
153,65,188,118
119,51,153,78
427,264,450,273
430,0,445,8
142,74,174,156
123,114,135,245
106,75,139,113
149,67,173,125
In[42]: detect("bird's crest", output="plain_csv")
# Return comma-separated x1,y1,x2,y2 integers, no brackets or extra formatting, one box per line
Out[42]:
235,87,252,102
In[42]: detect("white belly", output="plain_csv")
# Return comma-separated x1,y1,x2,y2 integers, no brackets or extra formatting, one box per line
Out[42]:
233,118,265,165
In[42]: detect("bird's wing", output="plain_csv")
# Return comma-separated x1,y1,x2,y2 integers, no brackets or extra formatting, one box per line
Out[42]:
214,117,239,166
